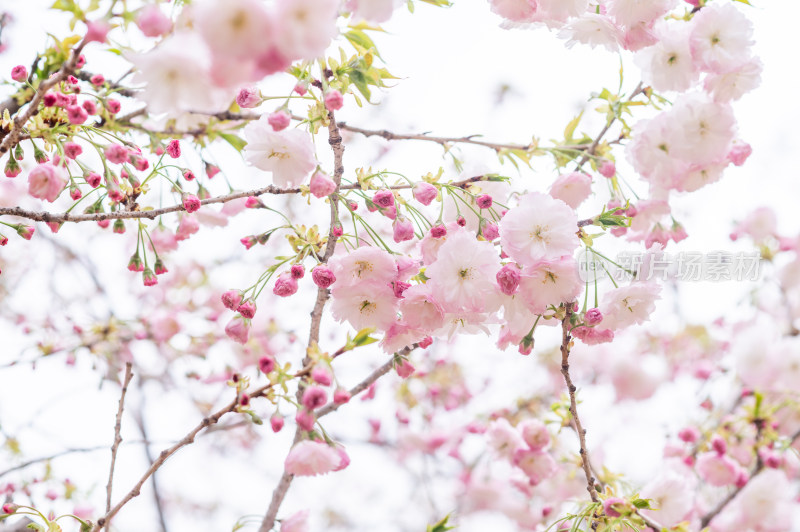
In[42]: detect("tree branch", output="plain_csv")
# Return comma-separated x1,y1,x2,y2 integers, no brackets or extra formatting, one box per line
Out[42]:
560,305,600,519
104,362,133,531
0,176,491,226
257,109,346,532
575,82,644,169
0,40,87,154
90,364,316,531
316,356,397,419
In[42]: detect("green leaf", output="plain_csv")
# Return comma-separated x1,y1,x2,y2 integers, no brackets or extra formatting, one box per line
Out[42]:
426,514,456,532
219,133,247,152
632,498,652,510
563,112,583,143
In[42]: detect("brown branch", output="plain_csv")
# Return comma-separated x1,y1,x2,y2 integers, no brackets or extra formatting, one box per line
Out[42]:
75,71,140,99
0,40,87,154
0,445,117,480
316,356,397,419
697,414,789,529
560,304,600,518
257,109,346,532
0,176,491,226
90,361,317,532
104,363,134,531
133,406,170,532
575,82,644,169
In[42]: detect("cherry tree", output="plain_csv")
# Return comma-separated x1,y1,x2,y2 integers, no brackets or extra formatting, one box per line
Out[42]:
0,0,796,531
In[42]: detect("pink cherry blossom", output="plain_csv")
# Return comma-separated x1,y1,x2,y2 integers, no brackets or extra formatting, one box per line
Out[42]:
284,440,343,476
28,163,67,202
500,192,579,266
244,118,316,187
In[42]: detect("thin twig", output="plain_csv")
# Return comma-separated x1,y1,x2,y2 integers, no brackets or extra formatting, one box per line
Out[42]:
257,109,346,532
90,363,317,532
133,392,170,532
316,357,396,419
0,176,491,226
104,362,134,531
559,304,600,530
575,82,644,169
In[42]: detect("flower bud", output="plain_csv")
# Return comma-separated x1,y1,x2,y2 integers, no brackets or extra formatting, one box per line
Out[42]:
273,272,298,297
268,110,291,131
311,266,336,288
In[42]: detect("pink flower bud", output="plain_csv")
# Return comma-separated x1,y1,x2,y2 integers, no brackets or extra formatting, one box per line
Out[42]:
291,264,305,279
85,20,111,43
309,171,337,198
419,336,433,348
137,5,172,37
236,87,261,108
86,172,102,188
66,105,88,125
104,144,129,164
142,268,158,287
456,215,466,227
63,142,82,159
311,366,332,386
373,189,395,208
395,359,415,379
520,419,550,451
90,74,105,86
301,386,328,410
711,435,727,455
273,272,298,297
4,156,20,178
70,186,82,201
476,194,493,209
599,160,616,178
154,257,168,275
225,316,250,344
295,409,316,431
182,194,201,213
332,223,344,238
82,100,97,115
221,289,243,310
270,413,284,433
166,139,180,158
293,83,307,96
245,196,262,208
268,110,291,131
17,225,34,240
333,389,351,404
430,224,447,238
10,65,27,82
258,355,276,374
413,182,438,206
393,217,415,243
497,264,521,295
584,308,603,326
312,266,336,288
206,163,220,179
237,299,257,319
106,99,121,114
482,221,500,240
728,142,752,166
324,89,344,111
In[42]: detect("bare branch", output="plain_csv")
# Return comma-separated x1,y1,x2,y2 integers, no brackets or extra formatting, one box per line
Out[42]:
560,305,600,529
104,362,134,531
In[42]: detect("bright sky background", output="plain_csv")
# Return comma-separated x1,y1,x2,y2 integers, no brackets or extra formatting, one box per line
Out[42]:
1,1,799,531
